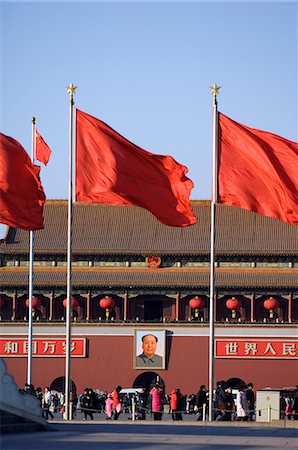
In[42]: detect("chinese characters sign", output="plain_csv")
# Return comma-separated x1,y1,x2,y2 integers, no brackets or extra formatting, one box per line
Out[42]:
0,338,87,357
215,339,297,359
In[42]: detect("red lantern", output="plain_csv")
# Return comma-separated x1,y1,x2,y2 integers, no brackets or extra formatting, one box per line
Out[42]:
264,297,279,319
226,297,242,319
189,296,206,310
63,297,80,308
25,296,42,308
99,296,115,309
189,297,206,320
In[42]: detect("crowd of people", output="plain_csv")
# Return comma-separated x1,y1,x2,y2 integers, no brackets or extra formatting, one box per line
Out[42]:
20,381,298,422
21,383,64,420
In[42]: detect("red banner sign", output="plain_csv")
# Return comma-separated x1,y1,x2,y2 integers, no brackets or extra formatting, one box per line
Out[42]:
215,339,297,359
0,338,87,358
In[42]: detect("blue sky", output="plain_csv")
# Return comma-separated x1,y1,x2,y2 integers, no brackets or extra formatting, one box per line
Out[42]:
1,1,297,202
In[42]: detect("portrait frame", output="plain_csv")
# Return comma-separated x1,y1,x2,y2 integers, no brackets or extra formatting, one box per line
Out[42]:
134,329,166,370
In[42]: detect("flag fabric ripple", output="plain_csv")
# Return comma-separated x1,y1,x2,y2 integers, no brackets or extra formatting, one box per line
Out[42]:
0,133,46,230
76,109,196,227
35,129,52,166
218,113,298,226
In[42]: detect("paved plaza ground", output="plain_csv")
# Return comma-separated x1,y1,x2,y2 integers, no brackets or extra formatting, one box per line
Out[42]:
2,420,298,450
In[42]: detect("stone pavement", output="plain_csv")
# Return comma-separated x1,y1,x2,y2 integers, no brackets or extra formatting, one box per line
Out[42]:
2,421,298,450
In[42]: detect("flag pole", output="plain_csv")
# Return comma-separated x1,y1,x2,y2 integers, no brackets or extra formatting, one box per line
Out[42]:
27,117,36,385
65,82,76,420
208,83,220,421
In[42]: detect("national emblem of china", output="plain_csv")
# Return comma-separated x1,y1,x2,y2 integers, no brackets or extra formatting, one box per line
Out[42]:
146,256,161,269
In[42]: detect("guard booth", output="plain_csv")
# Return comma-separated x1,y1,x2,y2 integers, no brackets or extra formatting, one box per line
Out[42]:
256,388,296,422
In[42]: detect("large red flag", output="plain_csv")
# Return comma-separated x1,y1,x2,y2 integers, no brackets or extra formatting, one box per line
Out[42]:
0,133,46,230
76,109,196,227
218,113,298,226
35,129,52,165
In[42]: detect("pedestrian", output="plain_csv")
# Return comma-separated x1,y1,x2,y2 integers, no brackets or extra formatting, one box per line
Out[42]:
175,389,183,421
225,387,234,421
24,383,35,396
35,387,43,408
187,394,196,414
105,393,113,420
42,387,54,420
236,385,248,421
81,388,94,420
285,397,294,420
245,383,255,421
215,381,228,421
149,384,163,420
113,385,122,420
292,385,298,420
136,389,147,420
196,385,207,421
170,389,178,420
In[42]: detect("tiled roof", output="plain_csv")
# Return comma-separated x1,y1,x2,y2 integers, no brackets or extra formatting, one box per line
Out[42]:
1,267,297,289
1,200,297,256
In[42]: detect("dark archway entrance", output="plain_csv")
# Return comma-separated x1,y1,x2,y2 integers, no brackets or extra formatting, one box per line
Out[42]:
133,372,165,393
50,376,77,396
144,300,163,321
226,377,246,389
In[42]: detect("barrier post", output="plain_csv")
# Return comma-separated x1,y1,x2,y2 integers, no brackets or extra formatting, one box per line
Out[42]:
267,406,271,423
202,403,206,422
131,397,136,421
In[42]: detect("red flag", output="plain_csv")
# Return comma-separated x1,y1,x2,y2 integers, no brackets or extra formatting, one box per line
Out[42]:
35,129,51,165
0,133,46,230
76,109,196,227
218,113,298,226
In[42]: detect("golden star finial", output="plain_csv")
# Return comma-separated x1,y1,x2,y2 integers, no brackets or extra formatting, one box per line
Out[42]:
66,82,77,96
66,83,77,105
210,83,221,105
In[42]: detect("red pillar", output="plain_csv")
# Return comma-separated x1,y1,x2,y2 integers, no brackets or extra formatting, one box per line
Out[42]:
12,291,16,320
124,292,128,321
175,293,180,321
250,293,254,322
86,292,91,321
288,293,292,323
49,291,53,321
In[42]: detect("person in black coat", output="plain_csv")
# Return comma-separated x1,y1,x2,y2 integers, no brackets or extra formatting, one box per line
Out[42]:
215,380,228,421
81,388,94,420
245,383,255,421
196,385,207,421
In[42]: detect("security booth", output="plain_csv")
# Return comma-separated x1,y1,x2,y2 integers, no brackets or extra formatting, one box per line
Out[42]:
256,388,296,422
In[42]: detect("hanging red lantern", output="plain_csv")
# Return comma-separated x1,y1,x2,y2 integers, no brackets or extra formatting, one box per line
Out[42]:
25,296,42,309
99,296,115,309
226,297,242,319
189,297,206,320
263,297,279,319
63,297,80,308
99,296,115,321
189,296,206,309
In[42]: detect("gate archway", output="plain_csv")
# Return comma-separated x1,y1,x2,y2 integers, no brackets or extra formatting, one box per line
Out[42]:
226,377,246,389
133,372,165,393
50,376,77,396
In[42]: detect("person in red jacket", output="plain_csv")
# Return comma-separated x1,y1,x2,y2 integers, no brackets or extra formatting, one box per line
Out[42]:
112,385,122,420
171,388,183,421
170,389,178,420
149,384,163,420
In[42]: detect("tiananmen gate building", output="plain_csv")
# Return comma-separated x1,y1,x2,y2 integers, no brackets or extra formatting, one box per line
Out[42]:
0,200,297,396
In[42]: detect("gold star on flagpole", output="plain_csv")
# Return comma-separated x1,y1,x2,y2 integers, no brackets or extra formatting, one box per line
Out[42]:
66,82,77,104
210,83,221,105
